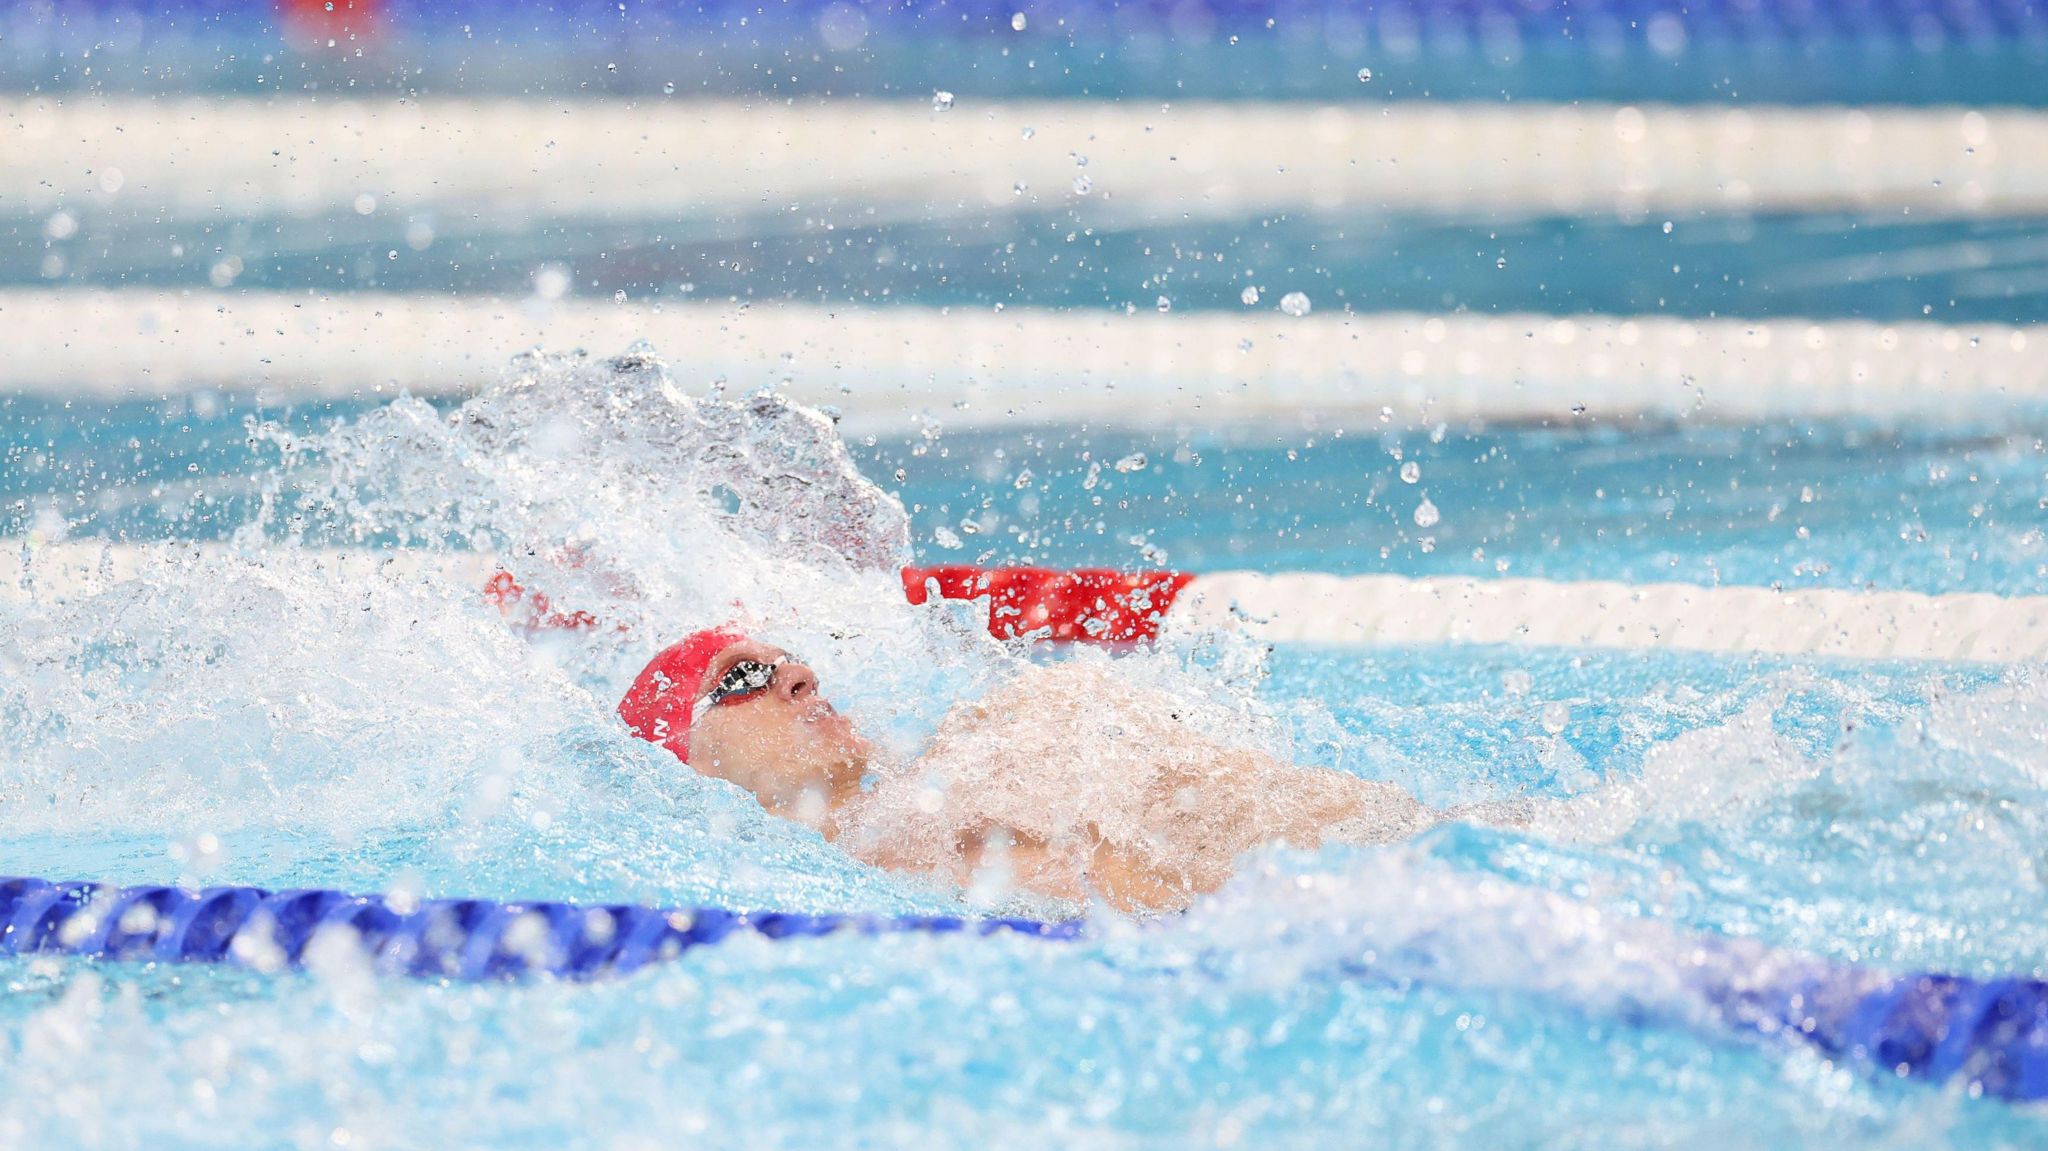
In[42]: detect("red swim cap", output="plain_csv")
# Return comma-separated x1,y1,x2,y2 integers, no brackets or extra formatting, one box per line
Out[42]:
618,627,747,764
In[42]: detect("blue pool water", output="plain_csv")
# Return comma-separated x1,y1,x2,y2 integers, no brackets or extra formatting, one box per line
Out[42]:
8,395,2044,595
7,0,2048,1145
3,355,2048,1148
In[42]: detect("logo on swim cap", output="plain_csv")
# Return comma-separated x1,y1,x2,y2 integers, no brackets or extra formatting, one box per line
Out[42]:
618,628,747,764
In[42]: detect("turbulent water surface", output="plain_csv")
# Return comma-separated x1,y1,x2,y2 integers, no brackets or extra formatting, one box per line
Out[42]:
1,355,2046,1148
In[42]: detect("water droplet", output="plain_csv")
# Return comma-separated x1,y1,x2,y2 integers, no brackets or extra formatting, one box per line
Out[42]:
1279,291,1312,317
932,89,955,112
532,264,571,301
1662,220,1674,234
1496,256,1508,269
1413,496,1440,528
1540,702,1570,735
1011,12,1027,31
1155,295,1172,313
1399,461,1420,484
1013,468,1034,489
1356,67,1373,82
1237,338,1254,353
1114,452,1148,473
1072,175,1093,195
1240,285,1260,306
1021,125,1035,140
663,81,676,95
933,525,964,549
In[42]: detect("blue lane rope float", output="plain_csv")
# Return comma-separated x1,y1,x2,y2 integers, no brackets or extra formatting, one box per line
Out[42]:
0,877,1077,981
15,0,2048,47
3,876,2047,1102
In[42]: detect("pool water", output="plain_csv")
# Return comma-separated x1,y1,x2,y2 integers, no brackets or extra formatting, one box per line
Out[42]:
7,0,2048,1142
3,353,2048,1149
7,395,2046,595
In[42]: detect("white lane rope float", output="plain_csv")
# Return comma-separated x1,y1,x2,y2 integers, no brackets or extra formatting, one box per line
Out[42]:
7,99,2047,220
4,291,2044,425
5,543,2045,664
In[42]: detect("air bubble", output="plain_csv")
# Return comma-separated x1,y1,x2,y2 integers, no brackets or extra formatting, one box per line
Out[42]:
1413,497,1440,528
1011,12,1027,30
1399,461,1420,484
1540,702,1570,735
1155,296,1172,313
1114,453,1148,473
1279,291,1312,317
1240,286,1260,306
1356,67,1373,82
932,90,955,112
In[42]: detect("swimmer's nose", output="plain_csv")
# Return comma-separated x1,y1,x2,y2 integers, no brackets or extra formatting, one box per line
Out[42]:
777,661,819,704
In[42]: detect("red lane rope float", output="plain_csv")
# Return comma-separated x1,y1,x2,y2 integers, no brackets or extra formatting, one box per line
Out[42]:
900,565,1194,643
279,0,382,47
484,566,1191,644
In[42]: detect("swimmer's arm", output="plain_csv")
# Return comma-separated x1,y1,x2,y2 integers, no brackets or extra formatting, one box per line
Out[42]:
954,821,1187,914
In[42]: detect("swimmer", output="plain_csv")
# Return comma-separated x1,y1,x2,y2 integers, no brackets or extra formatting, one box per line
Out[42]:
620,629,1516,913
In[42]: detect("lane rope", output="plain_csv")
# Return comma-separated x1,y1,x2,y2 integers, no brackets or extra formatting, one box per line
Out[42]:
21,0,2048,47
4,293,2043,424
7,545,2046,663
8,99,2046,221
3,874,2045,1102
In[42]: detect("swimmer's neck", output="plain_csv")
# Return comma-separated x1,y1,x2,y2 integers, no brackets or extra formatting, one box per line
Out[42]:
756,771,866,838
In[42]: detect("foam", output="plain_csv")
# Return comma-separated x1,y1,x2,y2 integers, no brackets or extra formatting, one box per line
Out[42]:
2,349,1322,915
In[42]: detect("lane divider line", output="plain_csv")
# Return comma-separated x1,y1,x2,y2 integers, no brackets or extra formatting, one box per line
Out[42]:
8,99,2047,219
4,291,2043,424
8,544,2045,663
2,874,2046,1103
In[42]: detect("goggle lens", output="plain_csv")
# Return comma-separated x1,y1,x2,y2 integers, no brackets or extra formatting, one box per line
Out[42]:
704,658,784,707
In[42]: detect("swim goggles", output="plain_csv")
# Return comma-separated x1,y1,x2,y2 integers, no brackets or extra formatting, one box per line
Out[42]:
701,656,788,709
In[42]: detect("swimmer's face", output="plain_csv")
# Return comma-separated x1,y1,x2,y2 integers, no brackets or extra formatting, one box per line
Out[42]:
686,640,870,824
